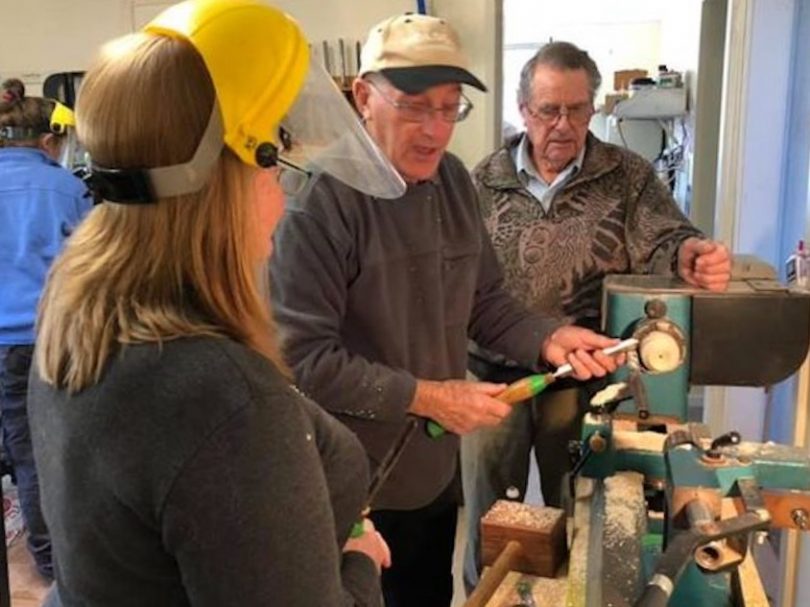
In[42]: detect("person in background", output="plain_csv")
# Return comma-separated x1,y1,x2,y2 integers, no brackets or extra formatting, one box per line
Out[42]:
1,78,26,104
28,1,396,605
462,41,731,592
0,79,90,580
270,16,623,607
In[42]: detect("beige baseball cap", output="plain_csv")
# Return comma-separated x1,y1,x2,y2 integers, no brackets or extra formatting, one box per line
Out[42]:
359,13,487,94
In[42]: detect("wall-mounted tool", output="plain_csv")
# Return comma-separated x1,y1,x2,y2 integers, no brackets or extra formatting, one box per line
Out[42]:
338,38,348,88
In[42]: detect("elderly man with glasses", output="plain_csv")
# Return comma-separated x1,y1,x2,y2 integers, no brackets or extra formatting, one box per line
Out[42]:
461,41,732,593
270,16,625,607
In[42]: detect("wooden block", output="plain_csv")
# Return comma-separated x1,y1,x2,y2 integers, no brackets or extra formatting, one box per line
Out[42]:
480,500,567,578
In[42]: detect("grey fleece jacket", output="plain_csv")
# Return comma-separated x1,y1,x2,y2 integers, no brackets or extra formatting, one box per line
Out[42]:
270,153,561,510
29,336,381,607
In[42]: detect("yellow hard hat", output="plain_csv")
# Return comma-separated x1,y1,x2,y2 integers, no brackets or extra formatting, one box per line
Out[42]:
87,0,404,204
145,0,308,167
50,101,76,135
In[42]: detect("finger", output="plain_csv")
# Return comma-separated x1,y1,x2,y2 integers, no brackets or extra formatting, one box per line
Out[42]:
686,238,715,255
577,332,619,350
679,267,699,286
378,532,392,568
695,251,731,270
694,261,732,275
592,350,620,373
696,277,730,292
372,531,388,568
694,269,731,283
574,349,607,377
566,351,593,381
469,381,509,396
693,266,731,279
542,344,568,368
490,398,513,419
678,238,698,262
694,272,731,288
463,412,503,433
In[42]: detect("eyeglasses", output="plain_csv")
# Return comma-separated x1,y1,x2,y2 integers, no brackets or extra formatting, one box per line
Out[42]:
257,129,312,196
276,157,311,196
367,80,473,123
524,102,593,126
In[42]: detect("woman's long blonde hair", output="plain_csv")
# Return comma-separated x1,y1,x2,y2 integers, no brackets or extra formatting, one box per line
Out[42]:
37,32,285,393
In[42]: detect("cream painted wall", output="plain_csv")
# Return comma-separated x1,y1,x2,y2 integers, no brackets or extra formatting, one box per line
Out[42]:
0,0,132,92
0,0,498,168
432,0,500,168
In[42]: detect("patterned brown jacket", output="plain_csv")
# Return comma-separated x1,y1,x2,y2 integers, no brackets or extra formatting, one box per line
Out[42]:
472,132,702,332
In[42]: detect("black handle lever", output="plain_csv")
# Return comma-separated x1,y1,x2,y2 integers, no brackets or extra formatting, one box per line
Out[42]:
706,430,742,459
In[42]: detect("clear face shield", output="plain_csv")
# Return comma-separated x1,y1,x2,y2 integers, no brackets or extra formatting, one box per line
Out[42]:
82,56,406,205
278,56,405,199
50,102,85,170
54,129,85,170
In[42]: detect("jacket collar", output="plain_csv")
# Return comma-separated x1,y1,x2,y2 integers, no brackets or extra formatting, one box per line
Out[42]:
0,147,58,168
477,132,623,193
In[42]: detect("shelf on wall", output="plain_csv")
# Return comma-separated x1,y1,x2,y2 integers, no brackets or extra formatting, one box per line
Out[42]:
613,87,687,120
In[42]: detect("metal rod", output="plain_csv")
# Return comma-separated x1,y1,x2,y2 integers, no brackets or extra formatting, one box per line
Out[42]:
367,417,419,508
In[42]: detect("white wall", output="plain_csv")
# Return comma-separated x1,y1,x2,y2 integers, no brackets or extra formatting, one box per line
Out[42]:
0,0,133,93
501,0,701,108
0,0,497,168
708,0,795,445
501,0,702,210
0,0,416,76
433,0,500,167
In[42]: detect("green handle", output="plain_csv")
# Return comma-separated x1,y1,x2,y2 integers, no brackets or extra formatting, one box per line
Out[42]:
350,520,365,538
426,419,446,438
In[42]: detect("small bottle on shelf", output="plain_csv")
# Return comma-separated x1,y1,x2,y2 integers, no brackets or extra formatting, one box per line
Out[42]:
786,239,809,290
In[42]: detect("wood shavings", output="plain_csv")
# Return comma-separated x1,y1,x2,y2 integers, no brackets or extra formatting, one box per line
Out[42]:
485,572,568,607
613,430,666,452
483,500,563,531
590,382,627,406
603,471,646,544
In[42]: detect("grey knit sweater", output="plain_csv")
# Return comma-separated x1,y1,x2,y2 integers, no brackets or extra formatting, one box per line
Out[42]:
29,336,381,607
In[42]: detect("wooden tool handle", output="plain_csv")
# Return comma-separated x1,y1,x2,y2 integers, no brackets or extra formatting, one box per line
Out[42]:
464,540,524,607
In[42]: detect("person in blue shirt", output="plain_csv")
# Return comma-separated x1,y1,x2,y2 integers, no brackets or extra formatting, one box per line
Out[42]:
0,79,91,579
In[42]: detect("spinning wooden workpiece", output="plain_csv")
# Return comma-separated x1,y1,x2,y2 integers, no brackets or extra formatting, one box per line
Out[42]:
465,500,567,607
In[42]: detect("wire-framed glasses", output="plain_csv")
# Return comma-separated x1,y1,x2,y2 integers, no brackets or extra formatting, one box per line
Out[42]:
262,127,312,196
368,80,474,123
276,157,311,196
524,102,593,126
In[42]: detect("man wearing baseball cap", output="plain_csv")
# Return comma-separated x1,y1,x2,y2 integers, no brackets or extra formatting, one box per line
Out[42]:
270,13,620,606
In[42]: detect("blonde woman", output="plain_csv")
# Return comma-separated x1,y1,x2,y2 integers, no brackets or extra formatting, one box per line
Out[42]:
28,1,403,605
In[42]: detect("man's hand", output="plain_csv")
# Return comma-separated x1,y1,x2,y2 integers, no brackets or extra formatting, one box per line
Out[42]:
677,237,731,292
541,326,622,381
409,379,511,435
